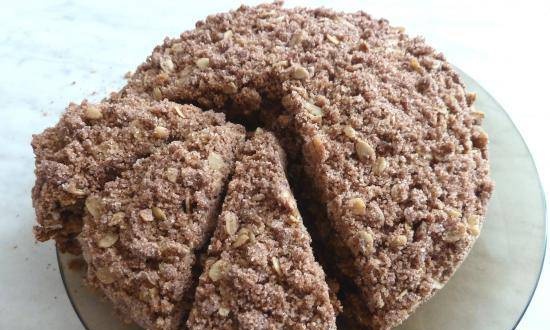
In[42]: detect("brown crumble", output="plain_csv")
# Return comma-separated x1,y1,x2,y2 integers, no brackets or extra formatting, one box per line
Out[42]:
31,3,493,329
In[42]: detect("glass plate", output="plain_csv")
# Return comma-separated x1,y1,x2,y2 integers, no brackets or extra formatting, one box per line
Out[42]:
57,69,547,330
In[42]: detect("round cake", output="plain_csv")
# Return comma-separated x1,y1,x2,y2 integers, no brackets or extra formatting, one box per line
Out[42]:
31,2,493,329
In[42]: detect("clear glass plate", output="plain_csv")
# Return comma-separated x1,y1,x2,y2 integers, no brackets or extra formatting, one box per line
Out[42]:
57,69,547,330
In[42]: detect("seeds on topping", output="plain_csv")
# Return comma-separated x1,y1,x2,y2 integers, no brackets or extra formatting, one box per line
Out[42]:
287,215,301,226
278,189,296,211
443,223,467,242
165,167,179,183
139,209,154,222
410,58,422,73
174,106,185,118
349,197,367,216
208,152,225,171
271,257,282,276
139,288,157,302
222,82,238,94
466,92,477,105
358,230,374,255
432,279,444,290
64,183,86,196
195,57,210,69
292,66,309,80
183,195,192,214
152,207,167,221
471,109,485,120
208,259,227,282
223,30,233,40
312,135,324,152
390,235,407,248
259,9,276,18
248,230,256,244
343,125,356,139
98,232,119,248
96,266,115,284
153,126,170,139
356,139,376,161
109,212,125,226
467,215,481,236
272,60,289,68
326,34,340,45
397,290,408,300
233,228,250,248
84,106,103,120
157,72,169,83
170,43,183,53
303,101,323,117
233,233,249,248
85,196,103,219
153,87,163,100
224,212,239,236
218,307,230,317
290,30,306,46
160,55,175,73
469,224,481,236
373,157,388,175
446,208,462,219
467,215,480,226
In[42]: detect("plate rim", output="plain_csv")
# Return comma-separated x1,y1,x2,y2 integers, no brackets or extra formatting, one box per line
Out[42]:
458,68,548,330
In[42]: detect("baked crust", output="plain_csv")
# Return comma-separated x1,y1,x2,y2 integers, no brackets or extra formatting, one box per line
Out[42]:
187,129,337,330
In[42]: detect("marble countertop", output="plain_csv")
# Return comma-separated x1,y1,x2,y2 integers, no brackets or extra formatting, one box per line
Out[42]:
1,1,548,329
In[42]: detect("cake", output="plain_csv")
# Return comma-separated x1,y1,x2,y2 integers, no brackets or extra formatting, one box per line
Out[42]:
122,3,492,328
32,2,493,329
187,129,337,329
79,126,245,330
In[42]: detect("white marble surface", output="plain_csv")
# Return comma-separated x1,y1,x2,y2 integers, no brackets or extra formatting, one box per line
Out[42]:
0,1,548,329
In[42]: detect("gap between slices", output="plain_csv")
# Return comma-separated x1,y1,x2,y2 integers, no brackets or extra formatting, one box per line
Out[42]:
187,129,337,329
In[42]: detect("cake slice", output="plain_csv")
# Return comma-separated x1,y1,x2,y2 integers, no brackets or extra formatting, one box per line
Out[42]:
187,129,337,330
32,96,232,253
79,125,245,330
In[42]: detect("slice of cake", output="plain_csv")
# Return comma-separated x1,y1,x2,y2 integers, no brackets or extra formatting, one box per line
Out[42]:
187,129,337,330
32,96,233,253
79,125,245,330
